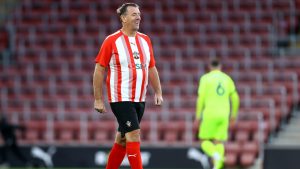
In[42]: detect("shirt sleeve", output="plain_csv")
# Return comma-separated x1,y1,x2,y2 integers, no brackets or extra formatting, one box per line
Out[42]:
195,76,205,119
229,77,239,119
228,77,236,95
95,37,112,67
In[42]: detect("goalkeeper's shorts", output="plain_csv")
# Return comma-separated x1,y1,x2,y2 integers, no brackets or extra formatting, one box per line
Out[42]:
198,117,229,141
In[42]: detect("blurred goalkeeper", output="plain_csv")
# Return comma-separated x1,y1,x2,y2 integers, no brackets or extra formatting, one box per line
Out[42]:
0,115,29,166
194,59,239,169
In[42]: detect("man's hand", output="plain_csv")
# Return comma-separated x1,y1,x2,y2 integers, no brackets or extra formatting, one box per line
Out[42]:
193,118,200,134
193,119,200,129
94,99,106,114
230,118,237,126
149,67,163,106
154,93,163,105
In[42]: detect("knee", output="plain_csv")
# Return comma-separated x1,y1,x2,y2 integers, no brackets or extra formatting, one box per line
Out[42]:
125,129,141,142
120,137,126,146
115,132,126,147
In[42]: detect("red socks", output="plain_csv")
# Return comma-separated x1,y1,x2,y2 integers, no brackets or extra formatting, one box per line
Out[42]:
106,143,126,169
126,142,143,169
106,142,143,169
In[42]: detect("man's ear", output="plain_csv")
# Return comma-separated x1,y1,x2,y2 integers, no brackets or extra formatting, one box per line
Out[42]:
121,15,126,23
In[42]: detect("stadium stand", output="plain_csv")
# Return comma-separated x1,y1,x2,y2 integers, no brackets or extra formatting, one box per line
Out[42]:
1,0,299,168
0,28,8,51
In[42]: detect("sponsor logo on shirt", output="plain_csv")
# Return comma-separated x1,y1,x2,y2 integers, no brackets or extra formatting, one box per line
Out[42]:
128,63,148,70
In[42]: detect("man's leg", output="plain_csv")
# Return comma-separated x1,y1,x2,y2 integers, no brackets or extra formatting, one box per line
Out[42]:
199,119,218,158
1,144,9,165
212,118,229,169
199,118,225,169
110,102,144,169
11,143,28,164
201,140,225,169
201,140,217,157
214,143,225,169
105,132,126,169
126,129,143,169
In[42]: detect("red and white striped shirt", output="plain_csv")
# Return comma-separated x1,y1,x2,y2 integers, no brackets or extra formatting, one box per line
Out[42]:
95,30,155,102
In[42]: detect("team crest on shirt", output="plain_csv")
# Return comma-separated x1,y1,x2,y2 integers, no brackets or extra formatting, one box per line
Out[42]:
126,121,132,127
133,51,140,59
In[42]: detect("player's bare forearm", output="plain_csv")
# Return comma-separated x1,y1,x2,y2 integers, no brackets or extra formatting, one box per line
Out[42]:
93,63,106,113
149,66,163,105
149,66,162,94
93,64,105,100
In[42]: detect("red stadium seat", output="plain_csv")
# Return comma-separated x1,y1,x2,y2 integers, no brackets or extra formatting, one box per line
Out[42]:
235,120,257,134
54,121,80,144
22,120,47,143
140,120,151,142
225,141,241,155
240,152,256,167
0,28,8,50
225,152,238,167
225,142,240,167
88,120,116,144
157,120,186,143
241,141,259,157
235,130,250,143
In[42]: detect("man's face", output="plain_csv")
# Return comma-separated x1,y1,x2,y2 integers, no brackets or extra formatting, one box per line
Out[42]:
122,6,141,31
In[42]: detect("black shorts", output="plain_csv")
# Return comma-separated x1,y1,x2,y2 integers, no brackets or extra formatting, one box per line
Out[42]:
110,102,145,137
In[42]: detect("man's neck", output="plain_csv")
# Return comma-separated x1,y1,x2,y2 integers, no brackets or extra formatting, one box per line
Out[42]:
210,68,221,72
121,27,137,37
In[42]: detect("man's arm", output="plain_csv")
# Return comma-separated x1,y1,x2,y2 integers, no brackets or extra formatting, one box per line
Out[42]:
194,77,205,131
148,66,163,105
195,77,205,120
230,91,240,121
93,63,106,113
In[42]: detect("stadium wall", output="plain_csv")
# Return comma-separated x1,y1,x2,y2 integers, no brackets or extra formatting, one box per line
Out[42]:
2,146,205,169
264,145,300,169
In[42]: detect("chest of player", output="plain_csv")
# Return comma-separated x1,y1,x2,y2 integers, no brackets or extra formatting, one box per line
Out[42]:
111,37,150,70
